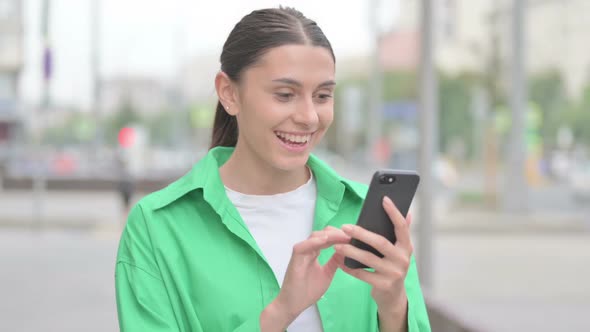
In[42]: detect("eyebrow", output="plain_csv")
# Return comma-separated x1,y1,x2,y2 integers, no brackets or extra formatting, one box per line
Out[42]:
271,78,336,89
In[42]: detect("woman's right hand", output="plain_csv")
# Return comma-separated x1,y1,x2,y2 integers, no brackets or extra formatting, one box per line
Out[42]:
261,226,351,331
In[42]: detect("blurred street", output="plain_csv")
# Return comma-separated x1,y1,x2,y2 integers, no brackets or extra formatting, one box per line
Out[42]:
0,229,119,332
3,155,588,233
430,233,590,332
1,160,590,331
1,229,589,331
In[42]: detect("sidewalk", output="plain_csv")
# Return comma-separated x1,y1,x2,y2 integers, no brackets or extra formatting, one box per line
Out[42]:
0,189,127,231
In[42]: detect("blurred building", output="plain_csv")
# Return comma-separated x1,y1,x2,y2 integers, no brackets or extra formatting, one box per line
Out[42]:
100,76,172,116
391,0,496,73
178,55,218,103
526,0,590,97
390,0,590,97
378,30,421,71
0,0,23,162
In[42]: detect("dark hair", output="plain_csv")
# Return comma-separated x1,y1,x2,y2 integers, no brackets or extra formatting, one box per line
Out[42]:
210,7,336,149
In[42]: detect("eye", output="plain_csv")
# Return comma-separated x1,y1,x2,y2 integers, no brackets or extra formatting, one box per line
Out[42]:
314,93,333,103
275,92,294,102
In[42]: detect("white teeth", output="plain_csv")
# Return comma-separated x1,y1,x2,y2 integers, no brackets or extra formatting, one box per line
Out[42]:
276,131,311,143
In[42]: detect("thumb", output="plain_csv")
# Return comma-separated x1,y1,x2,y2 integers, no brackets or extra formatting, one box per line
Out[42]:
406,212,413,226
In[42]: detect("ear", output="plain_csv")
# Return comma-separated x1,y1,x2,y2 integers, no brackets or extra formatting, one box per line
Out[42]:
215,71,240,116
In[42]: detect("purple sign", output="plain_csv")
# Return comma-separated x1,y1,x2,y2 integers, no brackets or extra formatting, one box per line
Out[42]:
43,47,52,81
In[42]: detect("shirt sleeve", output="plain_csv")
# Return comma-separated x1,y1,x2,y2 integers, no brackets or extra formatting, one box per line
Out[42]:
405,255,432,332
115,204,266,332
115,204,186,332
116,262,185,331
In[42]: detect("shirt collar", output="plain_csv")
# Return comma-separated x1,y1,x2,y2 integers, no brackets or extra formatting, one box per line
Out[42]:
152,146,366,211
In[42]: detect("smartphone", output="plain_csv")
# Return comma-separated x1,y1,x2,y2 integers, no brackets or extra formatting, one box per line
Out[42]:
344,170,420,269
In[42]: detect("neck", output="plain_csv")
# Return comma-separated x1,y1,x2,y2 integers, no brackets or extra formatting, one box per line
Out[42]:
219,143,310,195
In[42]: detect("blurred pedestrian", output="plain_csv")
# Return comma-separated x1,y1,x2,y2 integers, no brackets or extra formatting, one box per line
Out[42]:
115,7,430,332
115,152,134,220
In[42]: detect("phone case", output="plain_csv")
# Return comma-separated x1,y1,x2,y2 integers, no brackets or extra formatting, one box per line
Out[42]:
344,170,420,269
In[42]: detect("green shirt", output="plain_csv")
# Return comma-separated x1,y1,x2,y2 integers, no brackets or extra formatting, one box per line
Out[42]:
115,147,431,331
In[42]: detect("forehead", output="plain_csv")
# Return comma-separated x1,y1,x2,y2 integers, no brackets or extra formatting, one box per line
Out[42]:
245,44,335,84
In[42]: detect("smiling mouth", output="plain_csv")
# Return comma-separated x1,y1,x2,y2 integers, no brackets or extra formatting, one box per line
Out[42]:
274,131,313,146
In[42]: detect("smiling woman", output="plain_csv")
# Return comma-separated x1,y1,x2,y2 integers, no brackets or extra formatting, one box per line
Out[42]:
216,44,336,192
115,6,431,332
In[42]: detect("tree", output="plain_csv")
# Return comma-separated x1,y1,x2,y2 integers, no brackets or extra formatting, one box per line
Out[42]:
438,73,478,159
568,83,590,148
528,70,568,152
103,97,142,146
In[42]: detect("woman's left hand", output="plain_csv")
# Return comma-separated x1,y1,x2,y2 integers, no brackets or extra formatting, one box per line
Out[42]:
334,196,413,316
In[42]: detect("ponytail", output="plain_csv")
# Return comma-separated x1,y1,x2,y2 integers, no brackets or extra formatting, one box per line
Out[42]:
209,101,238,149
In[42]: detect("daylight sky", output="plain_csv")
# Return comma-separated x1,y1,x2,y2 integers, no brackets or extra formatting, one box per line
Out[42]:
19,0,401,109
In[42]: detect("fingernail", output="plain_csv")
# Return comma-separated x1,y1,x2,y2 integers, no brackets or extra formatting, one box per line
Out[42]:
334,244,342,251
342,224,353,232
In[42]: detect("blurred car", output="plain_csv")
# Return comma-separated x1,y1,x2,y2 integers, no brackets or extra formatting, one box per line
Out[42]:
569,160,590,202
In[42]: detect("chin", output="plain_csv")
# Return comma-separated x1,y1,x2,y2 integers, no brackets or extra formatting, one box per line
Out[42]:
271,153,311,172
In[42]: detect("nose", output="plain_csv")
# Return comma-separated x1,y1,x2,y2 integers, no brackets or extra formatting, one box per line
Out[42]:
293,96,319,128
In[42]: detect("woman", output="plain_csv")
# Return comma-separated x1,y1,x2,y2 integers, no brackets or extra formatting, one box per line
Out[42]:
116,7,431,332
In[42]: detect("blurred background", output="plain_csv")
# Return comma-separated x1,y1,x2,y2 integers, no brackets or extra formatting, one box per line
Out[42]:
1,0,589,331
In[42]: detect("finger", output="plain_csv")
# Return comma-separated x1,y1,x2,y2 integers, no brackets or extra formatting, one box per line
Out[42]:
293,234,328,255
324,227,352,242
407,212,413,226
340,224,395,257
333,244,391,273
310,230,326,238
383,196,411,250
310,228,350,242
325,225,339,232
340,262,407,293
311,226,339,234
294,233,350,256
337,261,384,287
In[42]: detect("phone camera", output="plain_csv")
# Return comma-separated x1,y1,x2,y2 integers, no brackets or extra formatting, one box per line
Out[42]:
379,175,396,184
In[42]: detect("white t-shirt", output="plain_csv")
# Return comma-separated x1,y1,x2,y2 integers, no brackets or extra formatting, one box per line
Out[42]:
225,171,323,332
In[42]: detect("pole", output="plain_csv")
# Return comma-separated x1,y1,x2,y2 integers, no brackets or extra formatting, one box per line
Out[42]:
367,0,383,165
91,0,102,150
505,0,528,213
33,0,52,229
41,0,51,107
418,0,437,290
